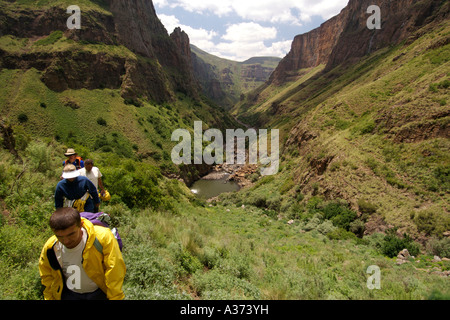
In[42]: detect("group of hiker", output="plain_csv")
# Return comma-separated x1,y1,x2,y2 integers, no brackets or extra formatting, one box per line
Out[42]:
39,148,126,300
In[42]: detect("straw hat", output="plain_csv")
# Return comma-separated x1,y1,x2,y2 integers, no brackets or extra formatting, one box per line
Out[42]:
62,164,80,179
64,148,77,157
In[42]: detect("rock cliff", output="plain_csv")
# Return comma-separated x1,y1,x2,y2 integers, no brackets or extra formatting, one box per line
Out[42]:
0,0,198,103
270,11,347,85
270,0,449,85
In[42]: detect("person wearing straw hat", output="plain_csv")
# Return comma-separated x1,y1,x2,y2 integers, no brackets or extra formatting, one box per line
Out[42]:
55,164,100,213
63,148,84,170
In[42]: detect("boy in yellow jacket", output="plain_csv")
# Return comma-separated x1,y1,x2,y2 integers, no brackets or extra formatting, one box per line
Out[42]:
39,207,126,300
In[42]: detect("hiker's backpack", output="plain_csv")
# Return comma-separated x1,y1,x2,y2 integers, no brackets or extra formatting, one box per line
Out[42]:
63,157,84,169
80,212,123,252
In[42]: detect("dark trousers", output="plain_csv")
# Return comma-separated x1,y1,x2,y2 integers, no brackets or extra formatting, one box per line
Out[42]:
61,287,107,300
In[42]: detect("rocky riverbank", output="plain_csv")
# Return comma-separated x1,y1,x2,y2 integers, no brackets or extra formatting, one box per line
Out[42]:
202,162,259,189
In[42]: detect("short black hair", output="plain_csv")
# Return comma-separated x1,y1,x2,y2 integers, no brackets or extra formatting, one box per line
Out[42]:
49,207,81,231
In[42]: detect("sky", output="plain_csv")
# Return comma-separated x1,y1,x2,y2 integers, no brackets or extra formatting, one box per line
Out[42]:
153,0,349,62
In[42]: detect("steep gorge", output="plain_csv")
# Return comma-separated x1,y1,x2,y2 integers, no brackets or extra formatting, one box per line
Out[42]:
232,0,449,239
0,0,198,103
270,0,449,85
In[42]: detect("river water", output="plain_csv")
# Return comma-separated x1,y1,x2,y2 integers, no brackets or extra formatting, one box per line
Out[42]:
190,177,240,200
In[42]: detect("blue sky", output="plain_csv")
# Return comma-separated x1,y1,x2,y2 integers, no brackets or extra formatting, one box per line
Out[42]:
154,0,349,61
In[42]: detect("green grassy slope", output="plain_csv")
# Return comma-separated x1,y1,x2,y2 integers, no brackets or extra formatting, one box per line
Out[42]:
0,145,449,300
0,31,237,178
231,18,449,240
0,0,448,302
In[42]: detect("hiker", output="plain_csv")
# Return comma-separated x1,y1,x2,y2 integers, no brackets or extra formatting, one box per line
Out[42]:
55,164,100,213
79,159,105,196
79,159,106,213
63,148,84,170
39,207,126,300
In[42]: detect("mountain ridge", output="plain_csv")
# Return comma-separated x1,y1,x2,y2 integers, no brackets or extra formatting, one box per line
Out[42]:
231,0,449,241
190,44,281,109
270,0,449,86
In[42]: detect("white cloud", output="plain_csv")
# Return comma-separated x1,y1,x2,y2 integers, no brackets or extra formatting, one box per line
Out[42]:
158,14,218,50
159,15,288,61
156,0,348,25
155,1,349,61
221,22,277,42
216,22,288,61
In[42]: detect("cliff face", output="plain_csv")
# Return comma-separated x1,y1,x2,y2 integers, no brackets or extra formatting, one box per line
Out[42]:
270,0,449,85
270,11,348,85
326,0,448,69
0,0,198,103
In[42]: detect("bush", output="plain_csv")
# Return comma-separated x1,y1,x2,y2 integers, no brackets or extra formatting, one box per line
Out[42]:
326,228,358,241
414,209,450,237
104,163,166,210
381,230,420,258
426,237,450,258
25,141,53,173
358,199,377,215
316,219,337,235
18,113,28,123
350,219,366,238
97,117,107,126
322,201,358,231
247,193,267,208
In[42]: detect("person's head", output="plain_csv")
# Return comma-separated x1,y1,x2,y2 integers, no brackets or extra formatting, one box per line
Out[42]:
49,208,83,249
62,164,80,182
64,148,78,163
84,159,94,172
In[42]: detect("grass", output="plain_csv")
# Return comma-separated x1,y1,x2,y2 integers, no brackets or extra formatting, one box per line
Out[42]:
0,0,449,301
0,142,448,300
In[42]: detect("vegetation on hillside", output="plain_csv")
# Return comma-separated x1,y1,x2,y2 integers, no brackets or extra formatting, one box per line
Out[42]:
231,18,450,243
0,138,449,300
0,0,448,301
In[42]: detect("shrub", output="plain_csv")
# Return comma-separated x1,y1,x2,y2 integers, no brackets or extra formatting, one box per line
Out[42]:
414,209,450,237
247,193,267,208
349,219,366,238
360,121,375,134
124,244,189,300
381,230,420,258
316,219,337,235
104,163,165,210
326,228,358,241
97,117,107,126
178,249,203,274
322,201,358,231
357,199,377,215
303,214,323,232
426,237,450,258
17,113,28,123
25,141,53,173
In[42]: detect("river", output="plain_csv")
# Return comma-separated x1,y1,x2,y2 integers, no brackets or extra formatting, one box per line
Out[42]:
190,176,241,200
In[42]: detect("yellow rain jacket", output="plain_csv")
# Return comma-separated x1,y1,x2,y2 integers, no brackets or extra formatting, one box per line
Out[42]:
39,218,126,300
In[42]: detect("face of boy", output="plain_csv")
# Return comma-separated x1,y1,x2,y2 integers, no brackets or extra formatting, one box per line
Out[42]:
54,223,83,249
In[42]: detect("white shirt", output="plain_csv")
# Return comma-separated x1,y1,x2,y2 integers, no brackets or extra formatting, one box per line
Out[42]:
61,228,99,294
79,167,102,190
